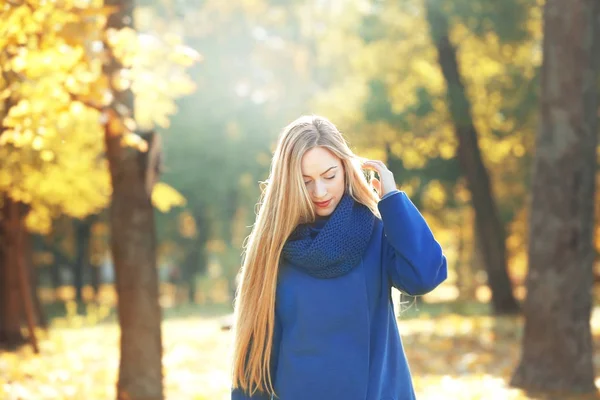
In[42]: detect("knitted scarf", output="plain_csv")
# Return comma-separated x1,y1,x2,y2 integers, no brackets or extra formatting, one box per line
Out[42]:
281,193,375,279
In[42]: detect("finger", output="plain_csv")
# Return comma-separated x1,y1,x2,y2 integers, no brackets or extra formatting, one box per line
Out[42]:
363,160,387,169
371,160,388,171
361,160,382,173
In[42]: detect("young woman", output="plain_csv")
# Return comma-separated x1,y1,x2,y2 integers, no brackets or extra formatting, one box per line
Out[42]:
231,115,447,400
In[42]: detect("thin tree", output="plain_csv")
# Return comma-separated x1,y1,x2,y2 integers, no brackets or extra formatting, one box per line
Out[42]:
424,0,520,314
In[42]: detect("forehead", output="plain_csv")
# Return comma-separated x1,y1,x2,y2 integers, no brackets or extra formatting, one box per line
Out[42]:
301,146,341,175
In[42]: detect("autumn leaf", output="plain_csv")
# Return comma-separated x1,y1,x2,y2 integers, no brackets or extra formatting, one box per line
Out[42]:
152,182,187,213
3,305,600,399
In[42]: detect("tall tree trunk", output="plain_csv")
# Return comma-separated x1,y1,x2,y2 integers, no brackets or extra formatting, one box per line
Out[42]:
0,198,38,352
27,232,47,329
425,1,520,314
73,216,94,304
87,213,103,300
104,0,164,399
184,208,210,304
90,261,102,301
456,207,477,301
0,197,26,349
510,0,599,393
49,260,63,292
0,89,26,348
183,248,199,304
11,201,39,353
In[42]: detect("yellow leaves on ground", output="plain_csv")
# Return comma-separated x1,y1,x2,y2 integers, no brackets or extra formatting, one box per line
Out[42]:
0,317,229,400
402,314,522,397
3,306,600,400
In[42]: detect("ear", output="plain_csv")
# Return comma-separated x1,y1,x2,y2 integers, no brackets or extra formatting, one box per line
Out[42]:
371,177,382,198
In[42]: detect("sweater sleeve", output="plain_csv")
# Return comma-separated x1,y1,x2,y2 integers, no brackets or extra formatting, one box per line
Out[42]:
231,313,282,400
377,191,448,296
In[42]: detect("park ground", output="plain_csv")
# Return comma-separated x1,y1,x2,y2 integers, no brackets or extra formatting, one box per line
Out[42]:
2,299,600,400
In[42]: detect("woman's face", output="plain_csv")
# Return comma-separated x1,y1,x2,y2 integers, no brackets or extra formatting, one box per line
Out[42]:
301,146,345,217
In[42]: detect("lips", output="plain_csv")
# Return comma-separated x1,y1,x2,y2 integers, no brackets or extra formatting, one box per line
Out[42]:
314,199,332,208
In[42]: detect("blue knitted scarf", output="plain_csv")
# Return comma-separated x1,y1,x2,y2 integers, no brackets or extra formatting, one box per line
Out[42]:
282,193,375,279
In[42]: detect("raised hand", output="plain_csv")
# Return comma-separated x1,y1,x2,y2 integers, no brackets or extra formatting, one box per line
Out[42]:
361,160,397,198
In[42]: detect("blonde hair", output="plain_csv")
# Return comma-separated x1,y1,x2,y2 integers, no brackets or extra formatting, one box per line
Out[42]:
231,115,380,397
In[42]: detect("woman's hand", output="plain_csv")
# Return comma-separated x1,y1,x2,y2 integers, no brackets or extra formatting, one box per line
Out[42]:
362,160,397,198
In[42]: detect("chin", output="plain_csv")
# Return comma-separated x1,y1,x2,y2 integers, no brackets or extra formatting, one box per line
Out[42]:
316,210,332,217
315,200,337,217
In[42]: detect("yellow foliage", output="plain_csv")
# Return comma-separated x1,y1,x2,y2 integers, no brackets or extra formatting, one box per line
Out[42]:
206,239,227,253
152,182,187,213
178,211,198,239
0,1,199,232
24,205,53,234
311,0,455,164
131,7,201,131
157,240,186,266
309,0,544,272
422,180,447,211
0,1,111,230
120,132,148,152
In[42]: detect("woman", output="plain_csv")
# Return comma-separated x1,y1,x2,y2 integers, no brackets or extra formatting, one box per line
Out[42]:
231,115,447,400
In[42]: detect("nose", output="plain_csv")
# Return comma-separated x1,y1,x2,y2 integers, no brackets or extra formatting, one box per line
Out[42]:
313,180,327,199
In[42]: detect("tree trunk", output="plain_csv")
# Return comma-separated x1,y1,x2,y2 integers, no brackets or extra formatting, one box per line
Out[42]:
510,0,599,393
73,217,93,304
49,260,63,292
0,198,39,352
11,201,39,353
27,232,48,329
104,0,164,399
425,1,520,314
90,261,102,301
183,208,210,304
0,197,26,349
183,248,198,304
455,207,477,300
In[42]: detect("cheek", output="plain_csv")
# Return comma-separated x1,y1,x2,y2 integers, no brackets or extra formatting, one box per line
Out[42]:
334,175,345,193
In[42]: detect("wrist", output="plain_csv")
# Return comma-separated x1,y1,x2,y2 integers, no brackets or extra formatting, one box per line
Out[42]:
380,189,400,201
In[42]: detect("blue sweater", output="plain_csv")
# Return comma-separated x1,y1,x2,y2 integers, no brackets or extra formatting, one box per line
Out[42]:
232,191,447,400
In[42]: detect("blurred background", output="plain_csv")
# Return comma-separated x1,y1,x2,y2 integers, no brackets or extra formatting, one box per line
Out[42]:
0,0,599,399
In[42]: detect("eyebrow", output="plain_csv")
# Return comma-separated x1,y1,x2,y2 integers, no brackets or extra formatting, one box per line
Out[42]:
303,166,338,178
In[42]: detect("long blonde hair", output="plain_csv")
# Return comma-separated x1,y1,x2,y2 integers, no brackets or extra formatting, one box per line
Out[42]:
231,115,380,397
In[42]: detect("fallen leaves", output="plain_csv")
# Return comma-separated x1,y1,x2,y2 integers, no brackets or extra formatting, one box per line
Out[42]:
1,307,600,399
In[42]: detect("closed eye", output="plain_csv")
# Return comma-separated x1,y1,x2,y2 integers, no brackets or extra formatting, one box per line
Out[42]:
304,175,335,184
